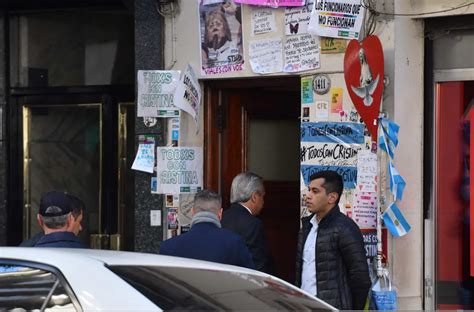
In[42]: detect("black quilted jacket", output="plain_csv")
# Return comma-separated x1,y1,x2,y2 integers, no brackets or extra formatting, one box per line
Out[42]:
295,207,371,310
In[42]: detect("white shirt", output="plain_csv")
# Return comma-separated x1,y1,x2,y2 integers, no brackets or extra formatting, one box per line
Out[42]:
240,203,253,215
301,215,318,296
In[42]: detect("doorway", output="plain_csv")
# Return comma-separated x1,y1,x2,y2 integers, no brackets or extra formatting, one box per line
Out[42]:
204,77,301,282
429,76,474,309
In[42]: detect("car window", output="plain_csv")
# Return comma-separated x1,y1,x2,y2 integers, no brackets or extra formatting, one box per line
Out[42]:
108,266,333,311
0,263,79,311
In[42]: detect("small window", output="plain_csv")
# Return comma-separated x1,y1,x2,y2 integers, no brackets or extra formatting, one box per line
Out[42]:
0,263,79,311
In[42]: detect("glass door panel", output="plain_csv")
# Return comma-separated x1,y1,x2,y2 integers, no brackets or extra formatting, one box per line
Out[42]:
435,81,474,309
23,104,101,247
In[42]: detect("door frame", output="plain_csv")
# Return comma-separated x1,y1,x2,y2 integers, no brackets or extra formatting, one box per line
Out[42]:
425,68,474,309
203,77,301,194
7,85,134,246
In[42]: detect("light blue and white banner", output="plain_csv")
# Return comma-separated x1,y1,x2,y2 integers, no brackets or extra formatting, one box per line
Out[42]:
301,122,365,144
378,117,400,159
388,161,406,201
382,203,411,237
301,165,357,189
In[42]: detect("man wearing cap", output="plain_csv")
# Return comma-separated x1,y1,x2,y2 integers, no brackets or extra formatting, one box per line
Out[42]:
34,191,87,248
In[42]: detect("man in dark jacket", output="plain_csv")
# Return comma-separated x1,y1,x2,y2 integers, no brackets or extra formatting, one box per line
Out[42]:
221,172,274,274
34,191,87,248
296,170,370,310
160,189,255,269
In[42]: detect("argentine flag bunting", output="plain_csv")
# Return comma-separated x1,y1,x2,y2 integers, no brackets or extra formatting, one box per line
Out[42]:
388,161,406,201
382,203,411,237
378,117,400,159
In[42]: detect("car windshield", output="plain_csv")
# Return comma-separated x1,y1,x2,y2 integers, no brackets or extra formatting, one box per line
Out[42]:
108,265,332,311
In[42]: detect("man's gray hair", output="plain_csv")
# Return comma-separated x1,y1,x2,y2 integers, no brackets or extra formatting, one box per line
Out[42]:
193,189,222,214
41,206,69,229
230,172,264,204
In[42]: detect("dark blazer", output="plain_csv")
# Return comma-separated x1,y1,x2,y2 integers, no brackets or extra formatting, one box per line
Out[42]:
159,222,255,269
295,207,371,310
34,232,87,248
20,232,44,247
221,203,274,274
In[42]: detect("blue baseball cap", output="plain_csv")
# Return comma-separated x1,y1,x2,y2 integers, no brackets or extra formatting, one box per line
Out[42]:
39,191,74,217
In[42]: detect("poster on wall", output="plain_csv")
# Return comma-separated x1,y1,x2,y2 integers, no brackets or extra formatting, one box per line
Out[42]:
249,39,283,74
308,0,365,40
300,122,364,188
284,34,320,72
156,147,203,194
174,65,201,131
284,0,314,35
234,0,305,6
199,1,244,76
251,7,277,35
137,70,180,117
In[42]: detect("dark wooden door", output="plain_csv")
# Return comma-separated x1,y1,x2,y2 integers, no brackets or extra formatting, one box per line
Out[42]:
204,78,301,283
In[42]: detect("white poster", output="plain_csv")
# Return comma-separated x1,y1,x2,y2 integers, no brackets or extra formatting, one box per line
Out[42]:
251,7,276,35
137,70,181,117
315,100,329,120
308,0,365,39
284,34,320,72
285,0,314,35
156,147,203,194
353,191,377,229
173,65,201,130
131,143,155,173
249,39,283,74
356,149,377,193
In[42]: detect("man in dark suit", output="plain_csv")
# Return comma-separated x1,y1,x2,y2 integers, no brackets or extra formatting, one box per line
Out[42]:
221,172,274,274
159,189,255,269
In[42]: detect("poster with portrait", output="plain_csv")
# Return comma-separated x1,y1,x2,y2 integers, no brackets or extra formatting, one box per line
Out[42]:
199,0,245,76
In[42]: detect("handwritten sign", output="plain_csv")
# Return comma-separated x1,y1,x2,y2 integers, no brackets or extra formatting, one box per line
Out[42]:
235,0,305,6
308,0,365,39
301,164,357,188
174,65,201,130
251,7,276,35
137,70,180,117
353,191,377,229
301,122,365,144
301,142,360,167
284,34,320,72
249,39,283,74
131,143,155,173
156,147,203,194
356,149,377,192
285,0,314,35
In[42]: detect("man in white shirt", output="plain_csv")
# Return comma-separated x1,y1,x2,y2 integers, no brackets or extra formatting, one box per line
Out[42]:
295,170,370,310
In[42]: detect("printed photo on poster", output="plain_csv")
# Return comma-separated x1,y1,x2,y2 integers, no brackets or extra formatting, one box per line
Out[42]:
199,1,244,76
167,208,178,230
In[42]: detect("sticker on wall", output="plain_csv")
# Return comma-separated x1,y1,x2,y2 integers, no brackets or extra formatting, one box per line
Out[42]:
284,34,320,73
315,100,329,120
320,36,347,54
301,76,314,104
330,87,343,113
249,39,283,74
167,208,178,230
151,177,158,194
284,0,314,35
251,7,276,35
301,105,311,122
165,194,179,207
178,194,194,226
199,1,244,76
173,65,201,132
312,73,331,95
